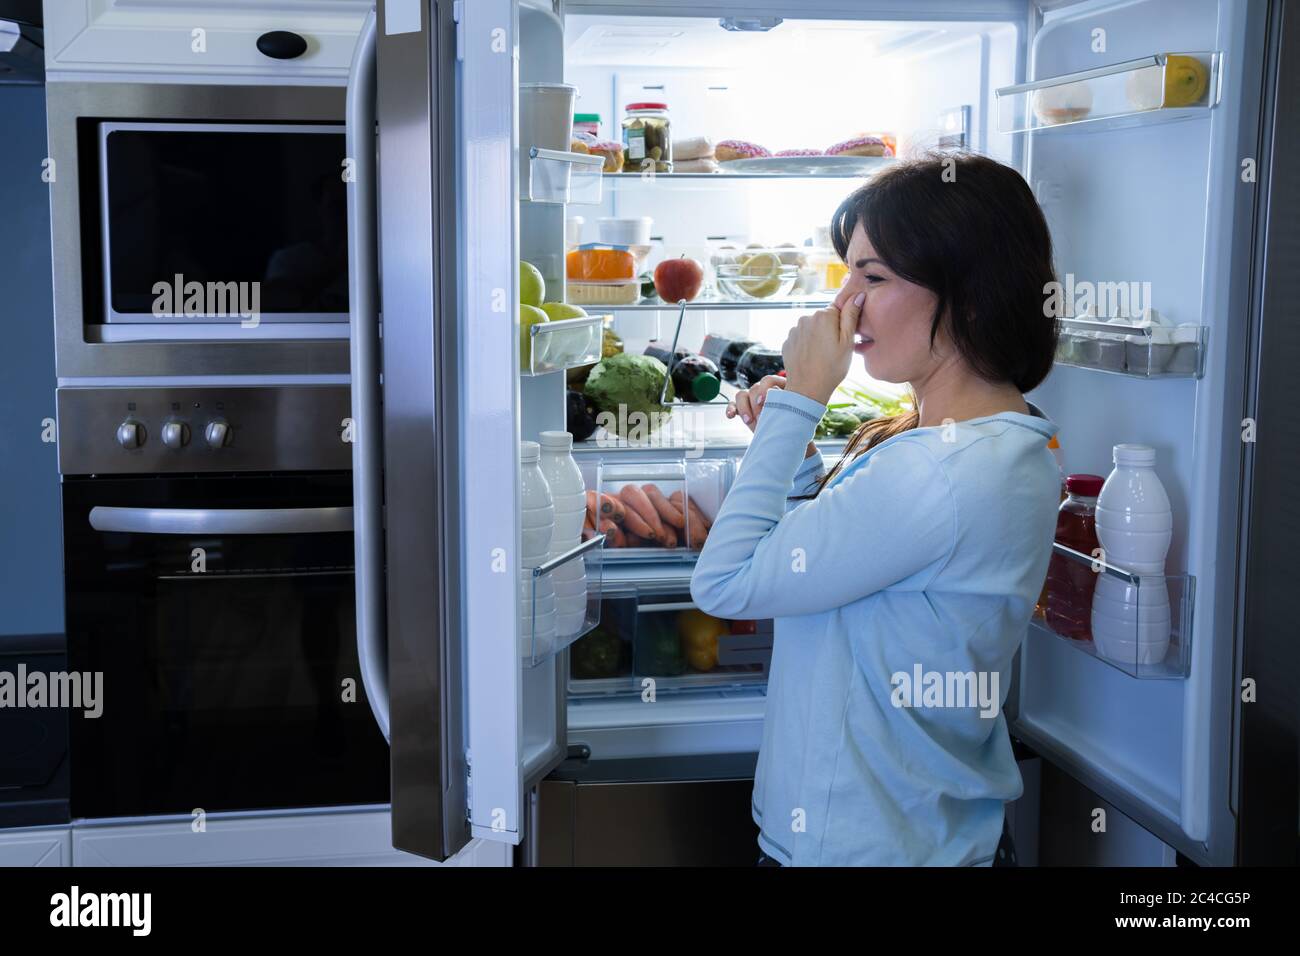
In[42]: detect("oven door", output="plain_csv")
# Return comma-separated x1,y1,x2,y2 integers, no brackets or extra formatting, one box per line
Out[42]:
62,472,389,820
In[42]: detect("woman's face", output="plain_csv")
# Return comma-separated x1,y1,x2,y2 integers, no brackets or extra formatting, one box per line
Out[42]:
841,221,950,384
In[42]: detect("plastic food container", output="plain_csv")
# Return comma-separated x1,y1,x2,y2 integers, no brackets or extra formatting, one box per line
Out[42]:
520,83,578,197
597,216,654,247
567,280,641,306
573,112,602,140
566,217,584,248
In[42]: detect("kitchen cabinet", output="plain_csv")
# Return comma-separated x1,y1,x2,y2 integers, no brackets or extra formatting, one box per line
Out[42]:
42,0,369,82
69,809,507,867
0,825,72,866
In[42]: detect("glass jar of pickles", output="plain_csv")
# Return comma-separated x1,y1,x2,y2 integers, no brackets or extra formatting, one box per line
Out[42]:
622,102,672,173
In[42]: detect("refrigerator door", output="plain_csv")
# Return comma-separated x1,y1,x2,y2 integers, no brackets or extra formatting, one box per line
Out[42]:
1012,0,1269,863
352,0,567,859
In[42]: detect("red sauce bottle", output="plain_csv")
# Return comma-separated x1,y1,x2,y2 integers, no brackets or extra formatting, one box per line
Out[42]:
1044,474,1105,641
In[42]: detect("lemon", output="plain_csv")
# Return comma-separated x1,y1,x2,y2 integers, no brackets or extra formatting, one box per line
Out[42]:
738,252,783,298
1126,54,1209,111
1162,54,1209,107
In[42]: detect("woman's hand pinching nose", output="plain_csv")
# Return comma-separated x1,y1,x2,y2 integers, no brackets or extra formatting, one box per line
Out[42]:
781,290,864,405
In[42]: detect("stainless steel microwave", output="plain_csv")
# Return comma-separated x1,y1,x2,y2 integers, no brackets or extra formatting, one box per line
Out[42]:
47,81,351,379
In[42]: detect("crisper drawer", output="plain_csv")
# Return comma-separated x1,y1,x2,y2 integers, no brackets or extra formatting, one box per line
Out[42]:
568,586,773,697
577,455,733,561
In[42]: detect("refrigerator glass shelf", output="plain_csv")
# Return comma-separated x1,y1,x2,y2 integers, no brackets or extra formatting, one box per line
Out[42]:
522,313,605,376
525,146,604,205
997,51,1220,135
522,533,605,668
1032,541,1194,680
1054,318,1206,378
571,295,835,312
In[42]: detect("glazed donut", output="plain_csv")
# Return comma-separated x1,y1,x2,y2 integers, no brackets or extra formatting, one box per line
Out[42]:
774,148,824,157
715,139,771,162
826,136,890,157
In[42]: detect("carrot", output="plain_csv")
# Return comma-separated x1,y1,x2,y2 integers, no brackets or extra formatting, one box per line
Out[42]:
598,492,625,524
623,531,649,548
585,490,599,528
619,483,664,537
643,484,684,529
671,493,710,548
619,500,656,539
658,525,679,548
608,525,627,548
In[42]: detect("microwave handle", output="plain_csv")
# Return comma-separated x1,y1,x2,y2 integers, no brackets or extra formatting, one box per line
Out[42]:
88,506,353,535
346,8,390,743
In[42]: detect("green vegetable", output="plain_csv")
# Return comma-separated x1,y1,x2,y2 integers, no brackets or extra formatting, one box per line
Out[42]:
816,407,864,438
634,615,685,676
582,353,675,436
570,626,627,679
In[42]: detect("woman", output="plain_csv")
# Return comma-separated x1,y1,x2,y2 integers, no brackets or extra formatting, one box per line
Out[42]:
690,153,1060,866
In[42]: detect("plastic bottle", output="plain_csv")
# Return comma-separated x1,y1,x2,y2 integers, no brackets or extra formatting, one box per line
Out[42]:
1044,474,1105,640
538,430,588,637
643,342,722,402
1091,444,1172,667
520,441,556,658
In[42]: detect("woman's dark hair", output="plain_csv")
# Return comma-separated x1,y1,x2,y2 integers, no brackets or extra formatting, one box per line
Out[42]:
805,151,1058,496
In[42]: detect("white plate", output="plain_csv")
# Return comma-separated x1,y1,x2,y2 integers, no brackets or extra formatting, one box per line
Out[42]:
717,155,895,176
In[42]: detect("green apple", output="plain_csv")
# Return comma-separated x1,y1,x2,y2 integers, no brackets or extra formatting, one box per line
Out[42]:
520,304,550,371
520,260,546,307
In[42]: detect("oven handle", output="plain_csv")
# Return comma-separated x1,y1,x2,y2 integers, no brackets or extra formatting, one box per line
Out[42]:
88,506,354,535
346,8,390,743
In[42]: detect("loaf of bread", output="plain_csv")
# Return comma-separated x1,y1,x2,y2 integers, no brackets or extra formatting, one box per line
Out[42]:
672,158,719,173
673,136,715,160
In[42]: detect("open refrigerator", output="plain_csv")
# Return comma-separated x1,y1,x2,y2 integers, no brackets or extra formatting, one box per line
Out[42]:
347,0,1280,864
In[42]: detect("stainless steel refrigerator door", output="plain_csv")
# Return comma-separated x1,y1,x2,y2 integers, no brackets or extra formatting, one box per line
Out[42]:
369,0,469,860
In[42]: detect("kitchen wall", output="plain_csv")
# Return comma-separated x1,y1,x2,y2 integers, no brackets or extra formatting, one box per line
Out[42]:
0,84,63,639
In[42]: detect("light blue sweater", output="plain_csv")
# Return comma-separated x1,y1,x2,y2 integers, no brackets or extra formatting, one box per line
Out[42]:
690,387,1059,866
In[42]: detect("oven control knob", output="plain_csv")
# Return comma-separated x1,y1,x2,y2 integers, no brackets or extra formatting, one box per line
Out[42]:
116,420,144,449
161,420,190,449
204,419,230,449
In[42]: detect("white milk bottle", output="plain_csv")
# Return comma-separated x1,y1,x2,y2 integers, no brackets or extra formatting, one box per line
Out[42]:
1091,444,1172,667
538,431,588,637
520,441,556,658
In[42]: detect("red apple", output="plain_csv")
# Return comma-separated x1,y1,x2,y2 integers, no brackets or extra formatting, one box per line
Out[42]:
653,255,704,303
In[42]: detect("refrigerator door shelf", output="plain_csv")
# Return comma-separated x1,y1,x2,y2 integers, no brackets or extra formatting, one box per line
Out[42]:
526,147,604,205
522,534,606,667
1034,542,1194,680
523,314,605,376
1054,319,1206,379
997,51,1221,135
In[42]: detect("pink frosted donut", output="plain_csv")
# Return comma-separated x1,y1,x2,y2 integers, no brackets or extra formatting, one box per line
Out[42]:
774,148,824,157
715,139,771,162
826,136,890,157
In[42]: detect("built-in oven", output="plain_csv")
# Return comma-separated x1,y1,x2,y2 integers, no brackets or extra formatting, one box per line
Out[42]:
47,82,350,379
57,385,388,820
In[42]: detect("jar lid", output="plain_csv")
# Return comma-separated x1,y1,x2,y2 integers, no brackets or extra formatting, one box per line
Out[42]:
520,440,540,462
574,113,602,122
625,101,669,111
1065,473,1105,496
1113,443,1156,466
538,430,573,450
